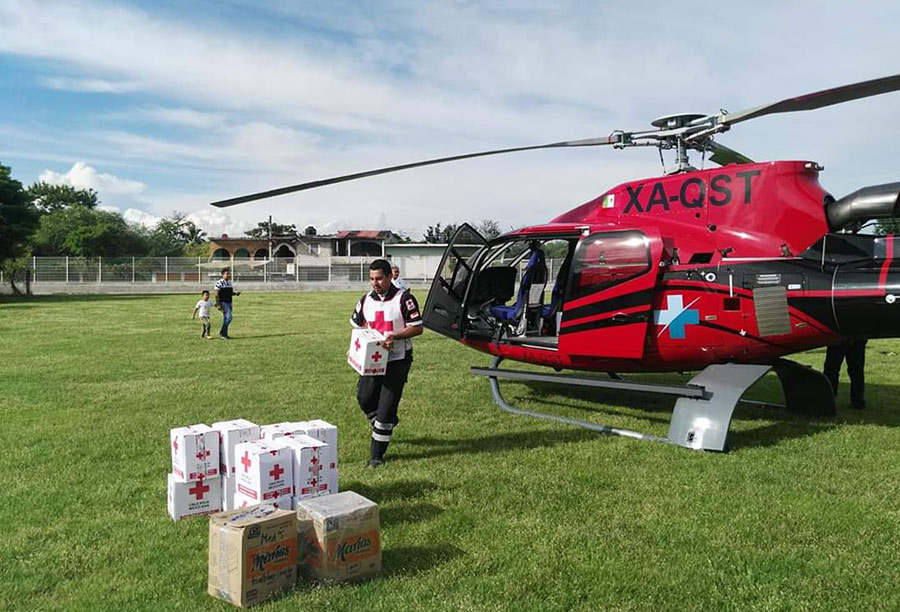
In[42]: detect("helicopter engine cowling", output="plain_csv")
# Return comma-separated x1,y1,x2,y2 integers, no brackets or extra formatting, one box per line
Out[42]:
825,182,900,231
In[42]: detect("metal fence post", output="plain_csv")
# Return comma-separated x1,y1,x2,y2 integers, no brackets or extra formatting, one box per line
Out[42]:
295,256,299,283
198,256,201,284
132,257,135,284
33,255,36,283
359,260,363,282
263,258,267,283
328,259,332,283
98,256,102,283
66,256,69,284
165,256,169,283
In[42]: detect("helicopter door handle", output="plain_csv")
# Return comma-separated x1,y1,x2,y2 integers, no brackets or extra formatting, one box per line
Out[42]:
611,313,629,324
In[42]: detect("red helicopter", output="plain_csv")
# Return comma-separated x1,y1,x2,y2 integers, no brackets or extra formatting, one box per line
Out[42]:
212,74,900,451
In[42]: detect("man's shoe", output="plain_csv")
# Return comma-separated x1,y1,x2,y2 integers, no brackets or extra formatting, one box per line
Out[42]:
219,334,228,340
366,459,383,469
851,402,866,410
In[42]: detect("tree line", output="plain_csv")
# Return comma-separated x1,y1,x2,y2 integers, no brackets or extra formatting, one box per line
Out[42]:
0,161,209,289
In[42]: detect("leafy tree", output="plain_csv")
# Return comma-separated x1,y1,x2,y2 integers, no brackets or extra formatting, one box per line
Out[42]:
31,206,147,257
183,220,207,245
425,222,459,243
876,218,900,235
182,241,211,258
475,219,502,239
0,163,40,291
27,182,99,212
145,213,191,256
245,220,297,239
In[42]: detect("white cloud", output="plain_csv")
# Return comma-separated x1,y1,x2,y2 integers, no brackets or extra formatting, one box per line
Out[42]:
3,0,900,236
40,76,142,93
131,106,226,129
185,208,252,239
122,208,161,229
39,161,146,195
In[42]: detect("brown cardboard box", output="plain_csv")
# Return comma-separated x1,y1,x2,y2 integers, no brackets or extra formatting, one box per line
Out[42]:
208,505,298,608
296,491,381,583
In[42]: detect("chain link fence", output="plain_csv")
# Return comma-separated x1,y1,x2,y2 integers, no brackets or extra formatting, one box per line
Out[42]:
19,255,568,288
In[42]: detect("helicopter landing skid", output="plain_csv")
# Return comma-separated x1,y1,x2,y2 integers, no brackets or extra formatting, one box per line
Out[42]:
471,357,802,451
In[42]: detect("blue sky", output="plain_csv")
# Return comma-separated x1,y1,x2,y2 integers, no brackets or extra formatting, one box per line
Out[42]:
2,0,900,238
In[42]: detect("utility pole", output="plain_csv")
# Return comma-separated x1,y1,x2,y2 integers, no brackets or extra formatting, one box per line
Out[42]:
268,214,273,262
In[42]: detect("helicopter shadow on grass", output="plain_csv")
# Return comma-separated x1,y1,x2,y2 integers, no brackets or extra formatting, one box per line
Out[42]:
394,428,611,462
403,373,900,455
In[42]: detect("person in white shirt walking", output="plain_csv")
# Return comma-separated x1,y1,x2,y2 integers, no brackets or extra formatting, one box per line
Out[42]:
191,290,213,339
391,264,410,291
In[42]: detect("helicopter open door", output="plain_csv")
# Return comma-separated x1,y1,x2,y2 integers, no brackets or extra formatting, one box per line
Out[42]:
558,229,662,359
422,224,488,340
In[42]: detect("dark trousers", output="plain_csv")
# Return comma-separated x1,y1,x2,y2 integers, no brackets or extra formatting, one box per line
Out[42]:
357,356,411,459
824,339,867,406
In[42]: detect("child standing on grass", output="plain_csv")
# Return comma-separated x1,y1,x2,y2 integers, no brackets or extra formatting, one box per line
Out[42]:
192,290,213,339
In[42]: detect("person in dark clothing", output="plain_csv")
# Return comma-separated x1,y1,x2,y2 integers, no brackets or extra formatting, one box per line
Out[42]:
350,259,423,468
214,268,241,339
824,338,868,409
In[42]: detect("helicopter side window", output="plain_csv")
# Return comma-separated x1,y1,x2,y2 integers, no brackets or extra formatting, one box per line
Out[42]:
570,231,650,300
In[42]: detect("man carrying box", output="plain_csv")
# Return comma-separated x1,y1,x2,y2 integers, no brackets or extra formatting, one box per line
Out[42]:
350,259,423,468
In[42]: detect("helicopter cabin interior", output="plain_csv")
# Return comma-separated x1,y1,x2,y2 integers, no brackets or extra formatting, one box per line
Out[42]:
427,224,653,350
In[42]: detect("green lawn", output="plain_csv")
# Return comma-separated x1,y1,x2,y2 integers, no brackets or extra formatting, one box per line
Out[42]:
1,292,899,611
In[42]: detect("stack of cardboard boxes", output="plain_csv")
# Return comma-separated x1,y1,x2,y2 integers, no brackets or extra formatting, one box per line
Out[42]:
167,419,339,520
168,424,223,520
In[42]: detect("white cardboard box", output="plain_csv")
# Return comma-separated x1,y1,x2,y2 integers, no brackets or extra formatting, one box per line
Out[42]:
170,424,219,482
233,440,293,504
211,419,260,475
348,328,388,376
222,474,237,511
167,473,222,520
284,420,339,470
272,434,337,500
234,490,292,511
259,423,296,441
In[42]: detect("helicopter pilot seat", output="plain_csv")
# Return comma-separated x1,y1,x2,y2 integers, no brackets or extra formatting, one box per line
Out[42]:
489,247,548,334
539,251,572,335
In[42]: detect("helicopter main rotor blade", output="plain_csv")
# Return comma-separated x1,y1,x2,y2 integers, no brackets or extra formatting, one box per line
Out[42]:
707,142,754,166
718,73,900,127
210,135,619,207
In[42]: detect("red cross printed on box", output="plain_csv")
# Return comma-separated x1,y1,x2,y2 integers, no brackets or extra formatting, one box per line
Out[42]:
241,451,252,472
310,478,318,486
372,351,383,362
189,478,210,500
173,438,179,452
370,310,394,334
310,456,318,466
196,449,210,461
354,338,361,351
270,463,285,481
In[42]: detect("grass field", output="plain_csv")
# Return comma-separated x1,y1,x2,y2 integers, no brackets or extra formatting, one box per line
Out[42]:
1,291,900,611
